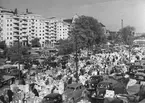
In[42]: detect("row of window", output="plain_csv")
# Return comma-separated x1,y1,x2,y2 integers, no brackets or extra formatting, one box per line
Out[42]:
7,37,13,39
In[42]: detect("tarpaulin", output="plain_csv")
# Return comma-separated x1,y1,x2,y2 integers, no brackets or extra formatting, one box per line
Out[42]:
127,84,140,95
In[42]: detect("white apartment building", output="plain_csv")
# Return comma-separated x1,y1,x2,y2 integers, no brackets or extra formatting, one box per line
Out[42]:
0,7,49,47
0,7,81,48
56,19,72,40
0,7,15,46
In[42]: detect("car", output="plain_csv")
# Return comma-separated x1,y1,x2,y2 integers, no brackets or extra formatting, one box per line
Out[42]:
41,93,62,103
134,72,145,83
85,75,103,91
95,81,113,99
128,65,143,77
63,83,85,103
82,75,104,99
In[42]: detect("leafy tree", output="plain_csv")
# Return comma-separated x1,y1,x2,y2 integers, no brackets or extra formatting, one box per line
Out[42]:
6,44,30,62
119,26,135,62
57,39,74,55
0,41,7,50
70,15,105,51
31,38,41,47
14,8,18,15
119,26,135,45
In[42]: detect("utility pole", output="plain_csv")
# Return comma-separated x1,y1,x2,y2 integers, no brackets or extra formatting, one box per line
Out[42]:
15,9,21,81
75,32,79,82
121,19,123,29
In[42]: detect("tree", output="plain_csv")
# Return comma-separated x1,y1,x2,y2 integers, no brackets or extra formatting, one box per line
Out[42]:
31,38,41,47
70,15,105,51
57,39,74,55
119,26,135,45
119,26,135,63
0,41,7,50
14,8,18,15
6,44,30,62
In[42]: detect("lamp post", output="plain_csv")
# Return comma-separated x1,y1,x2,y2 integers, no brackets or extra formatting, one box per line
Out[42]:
18,36,21,80
75,32,79,82
15,10,21,81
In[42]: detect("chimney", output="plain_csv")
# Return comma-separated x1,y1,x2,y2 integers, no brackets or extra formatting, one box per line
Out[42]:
26,8,29,14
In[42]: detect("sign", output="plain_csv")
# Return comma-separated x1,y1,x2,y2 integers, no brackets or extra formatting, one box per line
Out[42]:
141,81,145,85
104,90,115,98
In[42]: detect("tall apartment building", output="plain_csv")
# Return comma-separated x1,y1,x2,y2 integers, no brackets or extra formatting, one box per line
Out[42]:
56,19,72,40
0,7,50,47
0,8,86,48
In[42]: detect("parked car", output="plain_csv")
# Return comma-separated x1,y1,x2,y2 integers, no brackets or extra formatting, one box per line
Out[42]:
85,75,103,91
41,93,62,103
63,83,85,103
96,81,113,99
83,75,104,99
134,72,145,83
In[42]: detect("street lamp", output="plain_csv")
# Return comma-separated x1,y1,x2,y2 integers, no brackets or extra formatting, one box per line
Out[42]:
74,32,79,82
14,10,21,81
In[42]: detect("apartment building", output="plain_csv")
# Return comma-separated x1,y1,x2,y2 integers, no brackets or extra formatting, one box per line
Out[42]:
0,7,15,46
56,19,71,40
0,7,50,47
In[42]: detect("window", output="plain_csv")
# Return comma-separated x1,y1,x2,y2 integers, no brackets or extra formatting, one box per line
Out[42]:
7,24,9,26
10,24,12,26
10,37,12,39
10,33,12,35
7,37,9,39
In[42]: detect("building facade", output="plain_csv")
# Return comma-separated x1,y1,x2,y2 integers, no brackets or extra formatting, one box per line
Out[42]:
0,7,108,48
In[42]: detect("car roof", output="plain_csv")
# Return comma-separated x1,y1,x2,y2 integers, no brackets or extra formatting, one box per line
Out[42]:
67,83,82,88
44,93,61,98
90,75,102,78
98,81,112,84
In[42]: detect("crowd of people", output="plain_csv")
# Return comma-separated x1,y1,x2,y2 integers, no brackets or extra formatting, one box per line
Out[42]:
0,45,145,103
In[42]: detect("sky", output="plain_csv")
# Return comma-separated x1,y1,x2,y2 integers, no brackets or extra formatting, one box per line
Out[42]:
1,0,145,32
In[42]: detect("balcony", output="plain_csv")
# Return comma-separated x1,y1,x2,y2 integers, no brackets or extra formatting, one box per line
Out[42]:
45,25,49,27
22,23,28,26
13,26,19,30
13,22,19,26
22,31,27,34
21,26,27,29
22,18,28,22
45,32,49,35
13,17,19,21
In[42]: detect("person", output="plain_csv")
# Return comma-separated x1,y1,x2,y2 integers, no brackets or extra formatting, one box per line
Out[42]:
7,89,14,103
0,95,7,103
32,88,39,97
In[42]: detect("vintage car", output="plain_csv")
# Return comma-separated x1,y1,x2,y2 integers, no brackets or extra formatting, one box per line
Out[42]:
41,93,63,103
82,75,104,99
134,72,145,83
128,65,143,77
63,83,85,103
84,75,103,91
95,81,113,99
95,78,127,100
